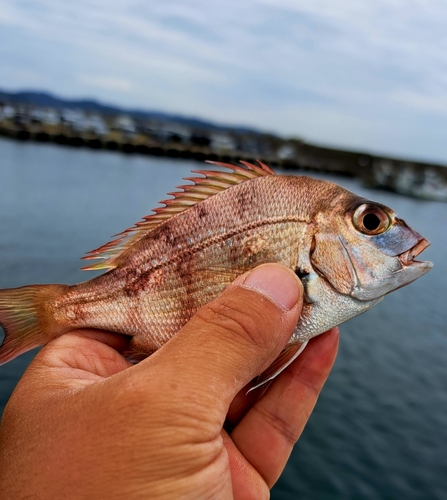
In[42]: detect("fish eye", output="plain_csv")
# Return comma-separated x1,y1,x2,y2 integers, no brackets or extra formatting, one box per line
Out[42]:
352,204,391,235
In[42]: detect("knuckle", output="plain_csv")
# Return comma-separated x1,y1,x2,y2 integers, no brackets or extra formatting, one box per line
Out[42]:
253,404,299,446
289,365,322,400
196,296,272,352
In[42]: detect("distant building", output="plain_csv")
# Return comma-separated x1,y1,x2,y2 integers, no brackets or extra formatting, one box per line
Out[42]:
85,114,108,136
277,144,296,161
416,168,447,200
394,164,420,195
210,132,237,152
30,108,60,126
0,104,16,119
154,122,191,143
114,115,136,135
61,108,87,132
236,136,263,155
372,159,394,188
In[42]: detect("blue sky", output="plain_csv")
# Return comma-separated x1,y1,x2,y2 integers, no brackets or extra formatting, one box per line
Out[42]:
1,0,446,163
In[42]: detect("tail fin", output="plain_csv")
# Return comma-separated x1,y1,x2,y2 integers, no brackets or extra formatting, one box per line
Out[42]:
0,284,69,365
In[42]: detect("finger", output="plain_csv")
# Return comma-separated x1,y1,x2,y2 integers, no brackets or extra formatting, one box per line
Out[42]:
226,382,270,431
33,330,132,380
68,329,131,352
222,432,270,500
134,263,303,414
230,328,339,488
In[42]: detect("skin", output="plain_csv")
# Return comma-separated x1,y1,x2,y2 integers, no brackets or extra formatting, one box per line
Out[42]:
0,264,338,499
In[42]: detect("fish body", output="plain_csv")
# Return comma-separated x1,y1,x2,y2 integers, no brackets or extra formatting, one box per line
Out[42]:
0,161,432,373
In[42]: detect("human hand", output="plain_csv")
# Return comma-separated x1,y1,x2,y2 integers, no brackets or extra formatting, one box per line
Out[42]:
0,263,338,499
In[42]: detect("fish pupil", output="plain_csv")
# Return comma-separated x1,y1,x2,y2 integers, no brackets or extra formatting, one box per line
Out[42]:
295,268,309,282
363,213,381,231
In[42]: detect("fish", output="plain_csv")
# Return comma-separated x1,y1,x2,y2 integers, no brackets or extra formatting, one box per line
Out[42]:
0,161,433,386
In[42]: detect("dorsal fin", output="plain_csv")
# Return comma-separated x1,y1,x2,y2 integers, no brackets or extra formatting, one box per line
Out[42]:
81,160,275,271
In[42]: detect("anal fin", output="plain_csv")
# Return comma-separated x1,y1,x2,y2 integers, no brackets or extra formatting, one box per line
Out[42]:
248,341,309,393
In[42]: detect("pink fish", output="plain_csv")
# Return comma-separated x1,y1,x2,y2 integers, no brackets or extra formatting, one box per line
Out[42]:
0,161,432,385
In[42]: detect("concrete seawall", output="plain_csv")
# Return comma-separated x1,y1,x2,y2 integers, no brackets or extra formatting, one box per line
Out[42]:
1,120,446,201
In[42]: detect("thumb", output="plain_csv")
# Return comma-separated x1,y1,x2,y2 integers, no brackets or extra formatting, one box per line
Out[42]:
140,263,303,412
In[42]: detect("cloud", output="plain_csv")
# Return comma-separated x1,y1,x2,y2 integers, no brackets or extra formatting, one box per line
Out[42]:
77,75,133,92
0,0,446,162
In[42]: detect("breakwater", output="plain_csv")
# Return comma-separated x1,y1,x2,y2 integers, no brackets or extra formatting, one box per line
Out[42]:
1,113,446,202
0,119,356,175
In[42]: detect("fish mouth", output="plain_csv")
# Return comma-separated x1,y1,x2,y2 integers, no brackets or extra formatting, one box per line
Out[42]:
398,238,432,269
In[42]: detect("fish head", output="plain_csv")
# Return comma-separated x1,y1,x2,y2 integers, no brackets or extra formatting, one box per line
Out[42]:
310,195,433,302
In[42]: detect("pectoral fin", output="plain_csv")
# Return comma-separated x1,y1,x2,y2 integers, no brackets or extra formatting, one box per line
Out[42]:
248,341,308,393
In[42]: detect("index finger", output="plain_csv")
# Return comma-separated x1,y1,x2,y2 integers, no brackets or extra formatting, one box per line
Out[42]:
229,328,339,488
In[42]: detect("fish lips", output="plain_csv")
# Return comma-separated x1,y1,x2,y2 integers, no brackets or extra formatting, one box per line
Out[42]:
391,237,433,292
349,237,433,301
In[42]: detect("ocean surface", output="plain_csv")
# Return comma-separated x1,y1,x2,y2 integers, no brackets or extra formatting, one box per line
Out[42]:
0,137,446,499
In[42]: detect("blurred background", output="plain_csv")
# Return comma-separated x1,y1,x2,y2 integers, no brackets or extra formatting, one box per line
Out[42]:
0,1,446,499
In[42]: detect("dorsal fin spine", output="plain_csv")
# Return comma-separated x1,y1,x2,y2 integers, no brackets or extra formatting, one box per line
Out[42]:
81,161,275,271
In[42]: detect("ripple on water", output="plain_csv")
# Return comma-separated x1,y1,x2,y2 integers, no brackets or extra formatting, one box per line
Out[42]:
0,139,446,500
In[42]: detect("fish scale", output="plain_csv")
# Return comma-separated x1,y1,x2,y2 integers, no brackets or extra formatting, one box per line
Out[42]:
0,161,432,384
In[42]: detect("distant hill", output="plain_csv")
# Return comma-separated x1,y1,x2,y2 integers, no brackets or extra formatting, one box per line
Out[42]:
0,89,261,134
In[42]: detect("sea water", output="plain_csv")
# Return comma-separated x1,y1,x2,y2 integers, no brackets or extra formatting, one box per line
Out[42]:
0,137,446,499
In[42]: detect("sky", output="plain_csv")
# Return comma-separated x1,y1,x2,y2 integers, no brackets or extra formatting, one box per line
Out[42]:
1,0,446,163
